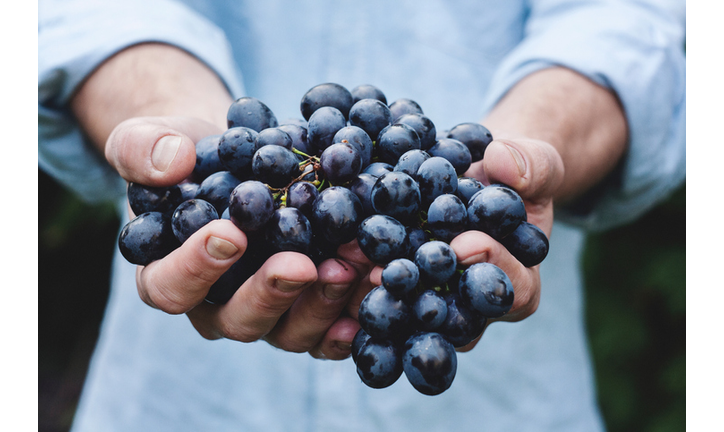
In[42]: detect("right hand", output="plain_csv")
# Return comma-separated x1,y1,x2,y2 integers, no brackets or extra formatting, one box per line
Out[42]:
107,115,369,360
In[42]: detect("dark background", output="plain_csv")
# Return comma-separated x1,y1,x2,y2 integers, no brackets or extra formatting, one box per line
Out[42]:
38,169,686,432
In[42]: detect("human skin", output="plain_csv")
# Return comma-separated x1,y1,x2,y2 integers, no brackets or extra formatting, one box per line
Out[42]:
71,43,627,358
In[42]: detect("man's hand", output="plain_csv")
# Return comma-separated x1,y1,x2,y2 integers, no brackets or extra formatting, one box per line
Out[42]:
71,43,367,359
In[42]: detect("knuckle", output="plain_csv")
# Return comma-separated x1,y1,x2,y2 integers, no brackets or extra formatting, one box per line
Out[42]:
146,286,193,315
218,321,263,343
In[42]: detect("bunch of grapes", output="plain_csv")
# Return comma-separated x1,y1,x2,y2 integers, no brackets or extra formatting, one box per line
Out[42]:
117,83,550,395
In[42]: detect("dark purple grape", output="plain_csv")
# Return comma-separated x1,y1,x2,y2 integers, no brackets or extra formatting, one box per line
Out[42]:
277,123,313,155
458,262,514,318
311,186,364,245
439,293,486,347
265,207,313,254
348,99,392,142
171,199,219,243
416,157,458,209
217,127,259,180
300,82,354,120
403,332,457,396
370,171,421,224
446,122,493,162
193,134,224,182
388,98,423,122
427,138,472,175
414,240,457,287
358,285,411,342
499,221,549,267
395,113,437,150
279,118,308,128
357,214,410,265
375,123,422,165
333,125,374,168
118,212,179,265
426,194,468,243
286,181,319,218
307,106,347,153
178,182,199,201
381,258,419,298
393,149,431,178
127,182,183,216
363,162,394,178
194,171,242,215
251,144,301,188
227,96,278,132
307,232,339,265
228,180,275,232
319,142,362,185
406,227,428,260
351,84,387,105
355,338,403,389
412,290,448,331
456,177,484,205
255,127,293,149
351,328,372,364
348,173,378,216
467,184,526,240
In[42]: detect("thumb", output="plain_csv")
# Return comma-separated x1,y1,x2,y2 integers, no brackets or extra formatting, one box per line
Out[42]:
466,138,564,204
105,116,223,186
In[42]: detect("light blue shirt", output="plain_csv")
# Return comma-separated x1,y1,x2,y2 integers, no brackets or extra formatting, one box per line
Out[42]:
38,1,686,431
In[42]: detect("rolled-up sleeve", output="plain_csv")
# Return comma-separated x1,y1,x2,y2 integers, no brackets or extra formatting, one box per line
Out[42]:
38,0,245,203
481,0,686,231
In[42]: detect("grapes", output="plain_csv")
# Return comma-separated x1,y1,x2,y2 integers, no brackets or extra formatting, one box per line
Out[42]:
307,106,347,153
348,98,392,141
370,171,421,224
319,142,362,185
171,199,219,243
467,184,526,240
402,332,457,396
217,127,259,179
446,122,493,162
118,212,179,265
117,82,551,396
300,82,354,121
350,84,387,105
458,262,514,318
227,96,278,132
375,123,422,165
228,180,275,232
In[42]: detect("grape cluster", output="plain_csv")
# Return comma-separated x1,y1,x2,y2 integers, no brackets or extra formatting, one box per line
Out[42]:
117,82,550,394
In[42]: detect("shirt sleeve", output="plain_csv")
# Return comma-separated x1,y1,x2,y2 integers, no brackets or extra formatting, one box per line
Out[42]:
38,0,245,203
480,0,686,231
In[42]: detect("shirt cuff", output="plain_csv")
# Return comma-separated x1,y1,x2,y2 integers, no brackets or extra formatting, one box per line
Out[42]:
38,0,245,203
479,1,686,231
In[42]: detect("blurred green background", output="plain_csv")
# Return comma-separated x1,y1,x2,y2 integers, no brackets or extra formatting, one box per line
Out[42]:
37,169,686,432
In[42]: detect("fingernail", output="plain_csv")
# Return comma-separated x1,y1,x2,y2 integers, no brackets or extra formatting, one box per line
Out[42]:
460,251,488,266
275,279,307,292
206,236,239,260
152,135,182,172
323,283,350,300
504,143,526,176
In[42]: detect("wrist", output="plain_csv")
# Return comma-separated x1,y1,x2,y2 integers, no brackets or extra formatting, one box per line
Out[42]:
71,43,233,151
482,67,628,203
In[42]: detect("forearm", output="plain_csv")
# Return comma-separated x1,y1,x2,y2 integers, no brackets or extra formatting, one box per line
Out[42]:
71,43,234,151
483,67,628,203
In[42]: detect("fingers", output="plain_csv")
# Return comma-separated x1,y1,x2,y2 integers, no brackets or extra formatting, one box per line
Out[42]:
105,116,223,186
136,219,247,314
308,317,361,360
450,230,540,323
263,258,358,352
186,252,319,342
